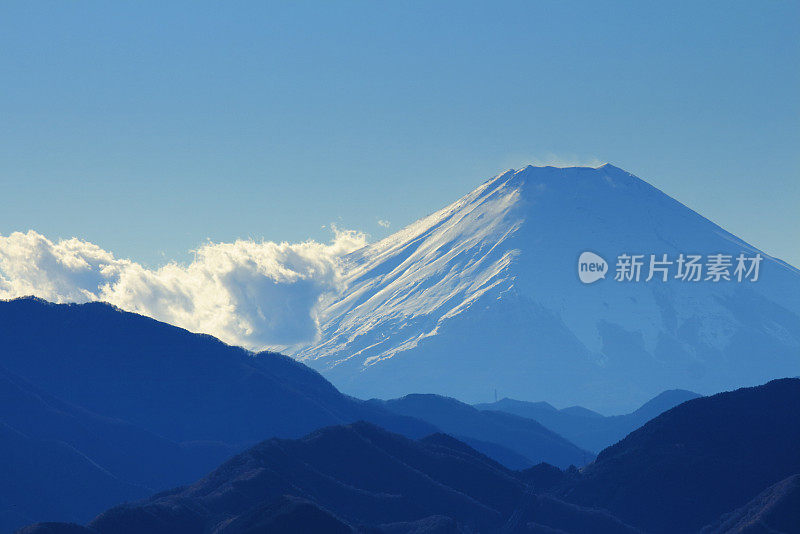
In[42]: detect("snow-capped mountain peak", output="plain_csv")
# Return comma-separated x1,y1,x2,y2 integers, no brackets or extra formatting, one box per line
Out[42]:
292,165,800,412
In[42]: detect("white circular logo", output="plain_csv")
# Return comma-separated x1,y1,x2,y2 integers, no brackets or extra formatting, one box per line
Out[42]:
578,252,608,284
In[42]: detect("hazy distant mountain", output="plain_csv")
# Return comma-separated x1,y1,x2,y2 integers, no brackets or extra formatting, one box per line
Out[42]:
374,394,593,469
69,422,639,534
291,165,800,412
556,378,800,534
476,389,702,452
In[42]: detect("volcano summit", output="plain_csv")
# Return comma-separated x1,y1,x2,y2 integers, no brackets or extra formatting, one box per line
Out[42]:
291,165,800,412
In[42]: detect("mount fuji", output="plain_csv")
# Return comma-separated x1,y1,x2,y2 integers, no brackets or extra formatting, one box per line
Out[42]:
291,164,800,412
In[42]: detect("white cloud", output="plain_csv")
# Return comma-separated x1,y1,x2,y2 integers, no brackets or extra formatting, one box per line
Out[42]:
377,219,391,228
0,229,366,350
530,154,605,168
500,153,605,170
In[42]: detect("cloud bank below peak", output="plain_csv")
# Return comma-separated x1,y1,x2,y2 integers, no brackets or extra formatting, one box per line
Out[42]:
0,229,367,349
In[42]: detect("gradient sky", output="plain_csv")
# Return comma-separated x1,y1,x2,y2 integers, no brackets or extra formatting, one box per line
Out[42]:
1,1,798,267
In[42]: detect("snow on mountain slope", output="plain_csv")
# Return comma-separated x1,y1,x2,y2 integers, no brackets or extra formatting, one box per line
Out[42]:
291,165,800,412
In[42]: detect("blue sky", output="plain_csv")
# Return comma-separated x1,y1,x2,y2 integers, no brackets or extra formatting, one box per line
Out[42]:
1,1,798,267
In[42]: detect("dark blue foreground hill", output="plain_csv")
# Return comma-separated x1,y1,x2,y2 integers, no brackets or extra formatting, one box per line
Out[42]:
555,378,800,534
0,298,439,530
699,473,800,534
0,297,589,532
0,365,234,530
0,297,434,445
30,422,640,534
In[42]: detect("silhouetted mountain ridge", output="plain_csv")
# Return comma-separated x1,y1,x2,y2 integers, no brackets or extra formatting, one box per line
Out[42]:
556,378,800,534
700,473,800,534
66,422,640,534
476,389,702,452
1,297,596,532
0,297,434,445
374,394,594,468
0,297,439,531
